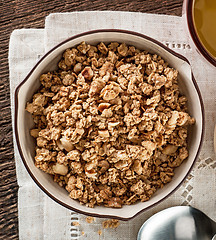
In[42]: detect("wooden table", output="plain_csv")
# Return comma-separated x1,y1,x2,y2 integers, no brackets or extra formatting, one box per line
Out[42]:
0,0,183,239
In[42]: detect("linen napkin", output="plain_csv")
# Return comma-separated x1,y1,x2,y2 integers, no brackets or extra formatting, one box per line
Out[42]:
9,11,216,240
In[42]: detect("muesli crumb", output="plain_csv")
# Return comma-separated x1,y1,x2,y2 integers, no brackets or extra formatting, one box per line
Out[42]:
72,221,80,226
27,41,195,208
102,219,120,229
85,216,95,223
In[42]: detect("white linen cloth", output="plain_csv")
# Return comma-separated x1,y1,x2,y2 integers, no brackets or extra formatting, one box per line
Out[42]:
9,11,216,240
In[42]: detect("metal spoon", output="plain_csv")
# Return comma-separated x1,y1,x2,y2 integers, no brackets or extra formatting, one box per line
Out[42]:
137,206,216,240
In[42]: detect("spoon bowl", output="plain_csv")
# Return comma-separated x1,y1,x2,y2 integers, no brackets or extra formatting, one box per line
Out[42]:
137,206,216,240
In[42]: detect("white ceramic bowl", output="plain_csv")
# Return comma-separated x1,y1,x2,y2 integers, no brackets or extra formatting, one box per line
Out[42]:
15,29,204,220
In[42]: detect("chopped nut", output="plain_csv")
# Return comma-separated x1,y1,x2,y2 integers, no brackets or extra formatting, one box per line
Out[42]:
30,129,39,138
73,63,82,73
98,102,111,112
59,137,74,152
98,130,110,138
81,66,93,80
162,144,178,155
53,163,68,175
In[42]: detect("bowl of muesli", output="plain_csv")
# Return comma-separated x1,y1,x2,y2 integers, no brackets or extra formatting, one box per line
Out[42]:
15,29,204,220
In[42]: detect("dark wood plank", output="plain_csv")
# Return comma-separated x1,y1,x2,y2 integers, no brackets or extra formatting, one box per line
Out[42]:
0,0,183,239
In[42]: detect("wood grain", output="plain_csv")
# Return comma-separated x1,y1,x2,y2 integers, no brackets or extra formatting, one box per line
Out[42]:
0,0,183,239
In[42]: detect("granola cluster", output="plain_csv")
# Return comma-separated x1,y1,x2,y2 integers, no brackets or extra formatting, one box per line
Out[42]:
26,41,195,208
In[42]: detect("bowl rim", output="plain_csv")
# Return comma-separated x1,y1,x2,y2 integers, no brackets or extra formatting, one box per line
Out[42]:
14,29,205,221
184,0,216,67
